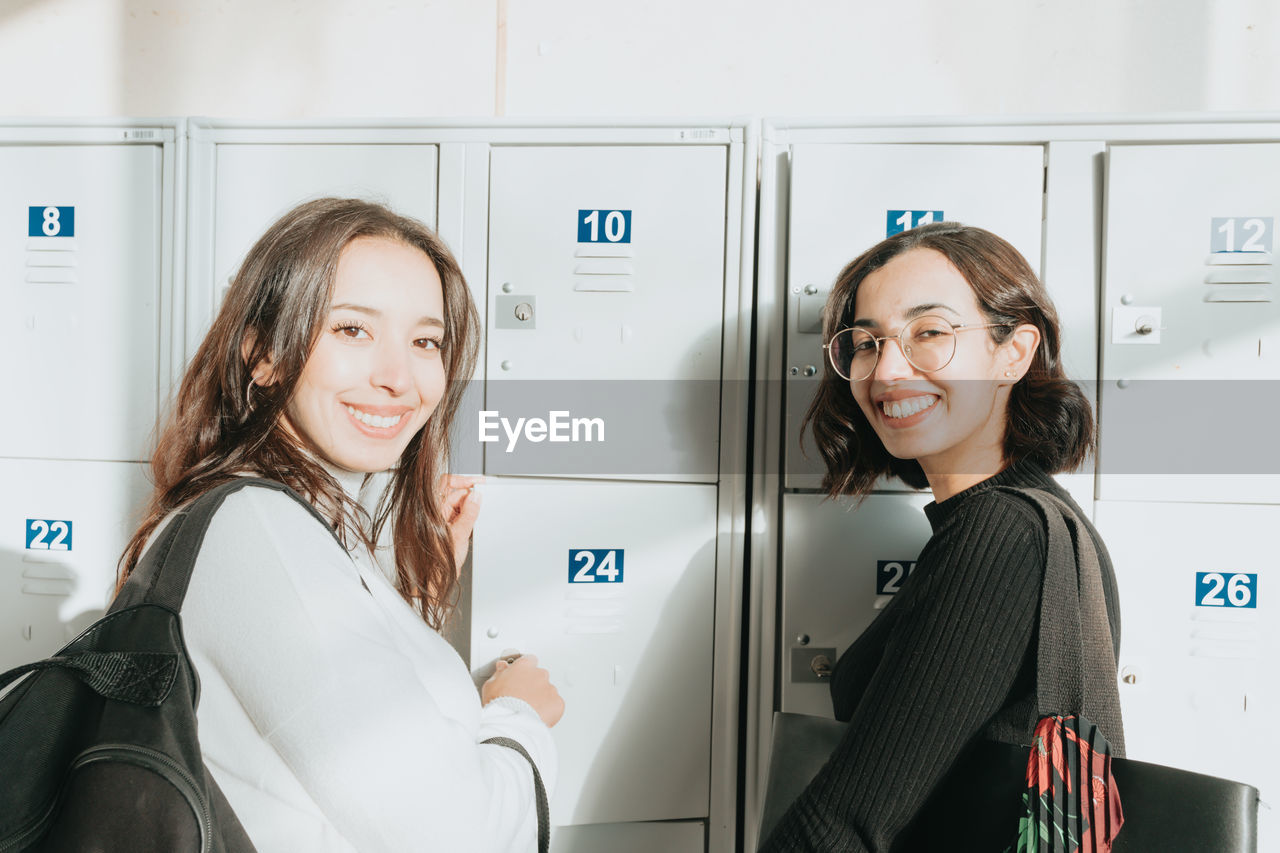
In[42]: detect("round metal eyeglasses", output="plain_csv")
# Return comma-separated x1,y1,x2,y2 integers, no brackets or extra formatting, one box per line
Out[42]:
823,315,1012,381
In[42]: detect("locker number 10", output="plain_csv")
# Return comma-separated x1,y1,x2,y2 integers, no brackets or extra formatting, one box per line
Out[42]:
1195,572,1257,608
578,209,632,244
568,549,624,583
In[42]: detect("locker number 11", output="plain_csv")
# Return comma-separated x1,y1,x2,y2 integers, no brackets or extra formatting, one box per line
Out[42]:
568,549,624,583
886,210,944,237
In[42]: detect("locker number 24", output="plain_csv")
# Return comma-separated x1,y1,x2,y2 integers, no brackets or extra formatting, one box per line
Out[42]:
1195,572,1257,609
568,549,624,583
25,519,73,551
578,209,632,244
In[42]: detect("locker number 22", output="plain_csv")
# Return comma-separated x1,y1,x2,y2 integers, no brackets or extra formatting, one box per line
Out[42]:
568,549,624,583
578,209,632,244
25,518,73,551
1195,572,1257,608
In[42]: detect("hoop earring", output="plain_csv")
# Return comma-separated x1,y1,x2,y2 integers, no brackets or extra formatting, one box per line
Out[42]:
245,378,258,409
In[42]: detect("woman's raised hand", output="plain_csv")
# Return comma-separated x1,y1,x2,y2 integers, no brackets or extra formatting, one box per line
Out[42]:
439,474,483,575
481,654,565,728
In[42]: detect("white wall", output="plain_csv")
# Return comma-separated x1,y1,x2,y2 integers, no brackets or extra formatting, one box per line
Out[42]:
2,0,1278,118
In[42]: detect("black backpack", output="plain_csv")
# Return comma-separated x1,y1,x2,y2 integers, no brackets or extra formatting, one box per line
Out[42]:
0,478,294,852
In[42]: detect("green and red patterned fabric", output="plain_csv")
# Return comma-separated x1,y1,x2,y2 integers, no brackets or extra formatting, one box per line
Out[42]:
1008,714,1124,853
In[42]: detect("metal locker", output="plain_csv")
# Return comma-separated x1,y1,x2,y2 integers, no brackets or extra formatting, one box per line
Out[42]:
1095,499,1275,840
779,492,934,715
484,145,727,482
1100,143,1280,504
201,143,440,340
0,459,152,672
0,144,163,463
470,478,717,826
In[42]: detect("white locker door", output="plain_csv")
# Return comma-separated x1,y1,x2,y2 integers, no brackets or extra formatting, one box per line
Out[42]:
485,146,727,483
784,143,1046,490
1100,143,1280,504
0,459,152,672
779,492,933,714
1096,501,1277,847
205,143,439,336
470,479,717,826
0,145,162,462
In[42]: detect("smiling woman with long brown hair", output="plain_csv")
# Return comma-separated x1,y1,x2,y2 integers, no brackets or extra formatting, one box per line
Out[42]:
760,222,1124,852
119,198,562,852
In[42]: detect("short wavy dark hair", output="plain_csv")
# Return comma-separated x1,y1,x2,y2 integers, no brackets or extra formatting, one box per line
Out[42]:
804,222,1093,497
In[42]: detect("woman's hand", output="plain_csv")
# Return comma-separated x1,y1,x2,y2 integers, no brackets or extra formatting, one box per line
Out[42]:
440,474,482,576
481,654,565,728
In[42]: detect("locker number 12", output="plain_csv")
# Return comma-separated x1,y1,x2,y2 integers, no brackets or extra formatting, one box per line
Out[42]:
568,549,624,583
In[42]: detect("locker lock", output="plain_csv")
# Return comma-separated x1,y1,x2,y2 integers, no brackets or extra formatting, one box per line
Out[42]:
514,302,533,322
803,365,818,377
803,284,820,295
495,295,536,330
790,646,836,683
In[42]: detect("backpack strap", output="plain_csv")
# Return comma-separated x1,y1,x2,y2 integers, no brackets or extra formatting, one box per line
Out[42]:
996,486,1126,756
481,736,550,853
119,478,341,614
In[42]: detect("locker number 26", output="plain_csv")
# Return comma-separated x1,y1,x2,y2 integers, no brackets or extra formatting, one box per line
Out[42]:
1195,572,1257,609
568,549,624,583
578,209,632,244
25,519,73,551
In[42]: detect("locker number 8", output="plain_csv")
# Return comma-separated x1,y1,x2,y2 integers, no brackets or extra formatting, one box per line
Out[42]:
568,548,625,583
578,209,632,244
1195,572,1256,608
25,518,73,551
28,206,75,238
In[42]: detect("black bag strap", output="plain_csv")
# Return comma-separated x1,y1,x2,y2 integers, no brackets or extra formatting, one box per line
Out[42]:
997,487,1126,756
482,736,551,853
119,477,340,614
0,651,179,705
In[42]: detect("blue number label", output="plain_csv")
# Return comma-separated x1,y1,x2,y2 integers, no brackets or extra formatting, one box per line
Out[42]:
569,549,624,583
1195,572,1257,608
886,210,943,237
28,206,75,238
578,209,632,244
876,560,916,595
1211,217,1273,253
25,519,73,551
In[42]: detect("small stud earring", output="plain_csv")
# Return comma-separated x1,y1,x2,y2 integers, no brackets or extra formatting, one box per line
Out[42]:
1004,370,1015,378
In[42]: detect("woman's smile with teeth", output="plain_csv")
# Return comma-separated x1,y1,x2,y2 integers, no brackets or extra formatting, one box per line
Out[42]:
881,396,938,419
346,405,404,428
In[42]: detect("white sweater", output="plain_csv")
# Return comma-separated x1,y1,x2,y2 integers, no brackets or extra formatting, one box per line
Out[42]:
177,479,555,852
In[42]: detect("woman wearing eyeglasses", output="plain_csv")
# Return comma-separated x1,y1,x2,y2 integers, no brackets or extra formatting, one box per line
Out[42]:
759,222,1123,851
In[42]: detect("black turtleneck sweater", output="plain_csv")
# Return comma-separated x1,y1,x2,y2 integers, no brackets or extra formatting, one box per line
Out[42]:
760,460,1121,852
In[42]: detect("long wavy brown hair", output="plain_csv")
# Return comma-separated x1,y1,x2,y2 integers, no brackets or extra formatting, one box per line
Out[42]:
805,222,1093,498
119,197,479,629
